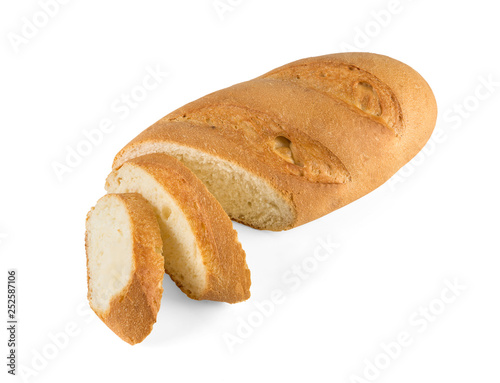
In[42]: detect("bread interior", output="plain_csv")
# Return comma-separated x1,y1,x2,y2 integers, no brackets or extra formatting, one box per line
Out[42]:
87,195,134,313
105,164,207,297
116,142,295,231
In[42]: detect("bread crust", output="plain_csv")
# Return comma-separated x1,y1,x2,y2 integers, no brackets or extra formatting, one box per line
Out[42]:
86,193,164,345
114,53,437,230
109,154,251,303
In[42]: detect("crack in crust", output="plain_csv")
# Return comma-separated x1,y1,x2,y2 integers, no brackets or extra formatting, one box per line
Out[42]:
261,62,405,136
169,104,351,184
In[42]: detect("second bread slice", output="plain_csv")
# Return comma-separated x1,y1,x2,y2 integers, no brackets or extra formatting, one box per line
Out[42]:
105,153,251,303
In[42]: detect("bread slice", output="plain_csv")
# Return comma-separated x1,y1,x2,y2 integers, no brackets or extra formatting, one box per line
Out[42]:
85,193,164,345
113,52,437,231
105,153,251,303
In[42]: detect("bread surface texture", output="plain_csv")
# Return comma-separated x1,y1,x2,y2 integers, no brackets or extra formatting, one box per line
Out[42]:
85,193,164,345
114,52,437,231
105,153,251,303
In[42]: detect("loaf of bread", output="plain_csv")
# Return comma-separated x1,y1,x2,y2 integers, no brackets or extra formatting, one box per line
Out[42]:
86,193,164,345
113,53,437,231
105,153,251,303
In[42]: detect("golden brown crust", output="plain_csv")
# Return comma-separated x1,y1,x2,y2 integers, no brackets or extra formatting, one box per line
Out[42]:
113,53,437,230
119,154,251,303
85,193,164,345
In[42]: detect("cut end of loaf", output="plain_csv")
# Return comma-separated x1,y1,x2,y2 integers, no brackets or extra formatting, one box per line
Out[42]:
113,142,296,231
86,195,134,314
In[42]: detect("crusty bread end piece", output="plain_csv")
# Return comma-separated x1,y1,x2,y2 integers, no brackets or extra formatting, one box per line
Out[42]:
86,193,164,345
105,153,251,303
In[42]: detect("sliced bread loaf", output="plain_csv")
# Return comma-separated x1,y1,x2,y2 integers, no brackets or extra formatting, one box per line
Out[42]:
86,193,164,345
113,52,437,231
105,153,251,303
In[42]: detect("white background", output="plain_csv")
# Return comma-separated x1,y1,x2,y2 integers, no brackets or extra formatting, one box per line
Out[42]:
1,0,499,382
